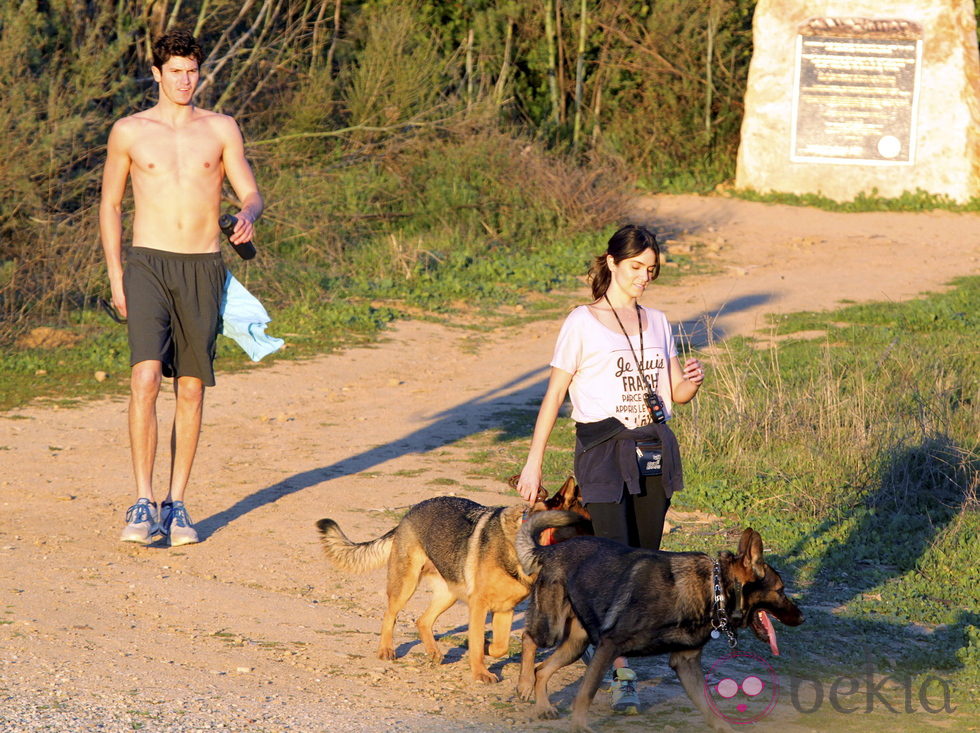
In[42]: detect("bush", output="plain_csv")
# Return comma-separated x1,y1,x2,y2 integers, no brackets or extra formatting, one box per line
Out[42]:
0,1,137,334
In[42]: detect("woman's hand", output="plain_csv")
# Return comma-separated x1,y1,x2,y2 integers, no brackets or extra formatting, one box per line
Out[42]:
515,464,543,503
682,358,705,386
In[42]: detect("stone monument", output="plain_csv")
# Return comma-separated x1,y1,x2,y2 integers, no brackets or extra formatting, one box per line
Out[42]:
735,0,980,202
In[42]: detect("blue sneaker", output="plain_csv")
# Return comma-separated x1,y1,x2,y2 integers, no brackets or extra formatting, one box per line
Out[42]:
119,498,160,545
160,501,199,546
610,667,639,714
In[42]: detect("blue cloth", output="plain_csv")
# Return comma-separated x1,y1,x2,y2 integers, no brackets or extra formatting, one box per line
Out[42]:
219,272,284,361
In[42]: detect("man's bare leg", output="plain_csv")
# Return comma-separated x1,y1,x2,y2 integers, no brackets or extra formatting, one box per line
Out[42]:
161,376,205,545
167,376,205,503
120,360,163,543
130,361,163,499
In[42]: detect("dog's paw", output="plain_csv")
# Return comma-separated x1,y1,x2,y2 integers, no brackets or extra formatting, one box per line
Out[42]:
473,668,500,684
377,646,396,661
426,649,444,665
515,683,534,702
487,642,510,658
534,703,560,720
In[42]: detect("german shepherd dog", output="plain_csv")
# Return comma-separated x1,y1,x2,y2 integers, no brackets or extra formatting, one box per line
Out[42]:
315,478,589,683
515,511,804,731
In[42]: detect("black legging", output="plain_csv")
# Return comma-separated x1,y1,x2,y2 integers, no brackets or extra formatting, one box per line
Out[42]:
585,474,670,550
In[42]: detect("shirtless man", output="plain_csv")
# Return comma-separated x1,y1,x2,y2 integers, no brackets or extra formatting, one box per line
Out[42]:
100,30,263,546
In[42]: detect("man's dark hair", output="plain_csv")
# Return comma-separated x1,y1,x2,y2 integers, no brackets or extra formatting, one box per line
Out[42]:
152,29,205,69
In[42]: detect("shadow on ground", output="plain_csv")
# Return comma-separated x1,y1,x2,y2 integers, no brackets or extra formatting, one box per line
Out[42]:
768,433,978,718
196,367,549,538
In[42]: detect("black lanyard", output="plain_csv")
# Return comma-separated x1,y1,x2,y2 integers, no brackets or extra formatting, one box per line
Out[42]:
604,295,654,395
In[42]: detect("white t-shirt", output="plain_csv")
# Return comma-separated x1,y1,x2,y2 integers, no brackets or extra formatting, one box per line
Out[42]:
551,304,678,428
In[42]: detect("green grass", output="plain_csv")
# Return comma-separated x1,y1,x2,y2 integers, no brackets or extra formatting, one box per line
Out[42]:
730,187,980,213
770,276,977,335
426,477,461,487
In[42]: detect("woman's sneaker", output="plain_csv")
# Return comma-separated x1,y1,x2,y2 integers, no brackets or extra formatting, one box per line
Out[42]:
610,667,639,714
160,501,199,546
119,498,160,545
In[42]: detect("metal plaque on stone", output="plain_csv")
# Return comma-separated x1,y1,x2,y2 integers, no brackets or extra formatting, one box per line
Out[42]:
791,18,922,165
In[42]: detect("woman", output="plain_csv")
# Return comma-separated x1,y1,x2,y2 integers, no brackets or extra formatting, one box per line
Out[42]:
515,223,704,713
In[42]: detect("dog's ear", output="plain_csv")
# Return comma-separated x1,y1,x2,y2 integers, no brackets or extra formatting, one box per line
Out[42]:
738,528,766,579
555,476,578,508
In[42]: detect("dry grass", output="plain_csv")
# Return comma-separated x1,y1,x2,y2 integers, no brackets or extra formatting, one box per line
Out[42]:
681,325,979,517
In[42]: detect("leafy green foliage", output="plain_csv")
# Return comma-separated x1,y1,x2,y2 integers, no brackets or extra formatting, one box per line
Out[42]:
18,0,980,349
3,0,760,343
0,1,138,331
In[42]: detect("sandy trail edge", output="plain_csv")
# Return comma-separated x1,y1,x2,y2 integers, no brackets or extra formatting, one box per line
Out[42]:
1,195,977,732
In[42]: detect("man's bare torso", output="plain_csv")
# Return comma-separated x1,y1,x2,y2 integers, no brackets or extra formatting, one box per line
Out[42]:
120,107,232,253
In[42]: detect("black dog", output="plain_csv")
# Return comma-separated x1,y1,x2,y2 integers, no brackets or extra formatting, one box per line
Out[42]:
516,511,804,731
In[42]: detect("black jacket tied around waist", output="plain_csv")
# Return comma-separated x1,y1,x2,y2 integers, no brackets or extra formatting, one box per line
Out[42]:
574,417,683,503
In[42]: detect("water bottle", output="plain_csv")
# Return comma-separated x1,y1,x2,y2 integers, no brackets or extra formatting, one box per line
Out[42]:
219,214,257,260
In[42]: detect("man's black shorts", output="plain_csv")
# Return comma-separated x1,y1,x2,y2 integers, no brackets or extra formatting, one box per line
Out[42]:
124,247,226,386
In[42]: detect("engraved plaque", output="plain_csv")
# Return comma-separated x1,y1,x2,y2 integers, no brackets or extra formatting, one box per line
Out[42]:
791,18,922,165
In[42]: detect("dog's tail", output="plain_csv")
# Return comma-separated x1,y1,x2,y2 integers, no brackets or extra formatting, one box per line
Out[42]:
517,510,582,574
315,518,395,573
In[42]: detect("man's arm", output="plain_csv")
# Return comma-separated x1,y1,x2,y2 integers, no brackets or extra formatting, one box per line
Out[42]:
220,117,263,245
100,121,132,317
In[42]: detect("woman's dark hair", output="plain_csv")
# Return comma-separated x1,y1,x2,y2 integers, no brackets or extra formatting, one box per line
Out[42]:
588,224,660,300
152,29,205,69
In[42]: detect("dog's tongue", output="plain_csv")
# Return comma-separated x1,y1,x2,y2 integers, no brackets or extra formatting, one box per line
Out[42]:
758,610,779,656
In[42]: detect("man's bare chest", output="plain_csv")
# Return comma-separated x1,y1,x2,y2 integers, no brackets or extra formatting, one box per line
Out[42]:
130,131,223,181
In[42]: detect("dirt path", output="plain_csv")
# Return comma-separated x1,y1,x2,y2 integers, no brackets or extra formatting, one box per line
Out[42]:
1,195,978,732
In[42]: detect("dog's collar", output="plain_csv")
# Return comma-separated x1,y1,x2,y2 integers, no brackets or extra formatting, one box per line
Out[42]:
711,561,738,648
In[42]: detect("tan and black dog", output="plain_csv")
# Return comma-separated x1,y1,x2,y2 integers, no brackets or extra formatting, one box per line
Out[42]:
516,511,804,731
315,478,589,683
